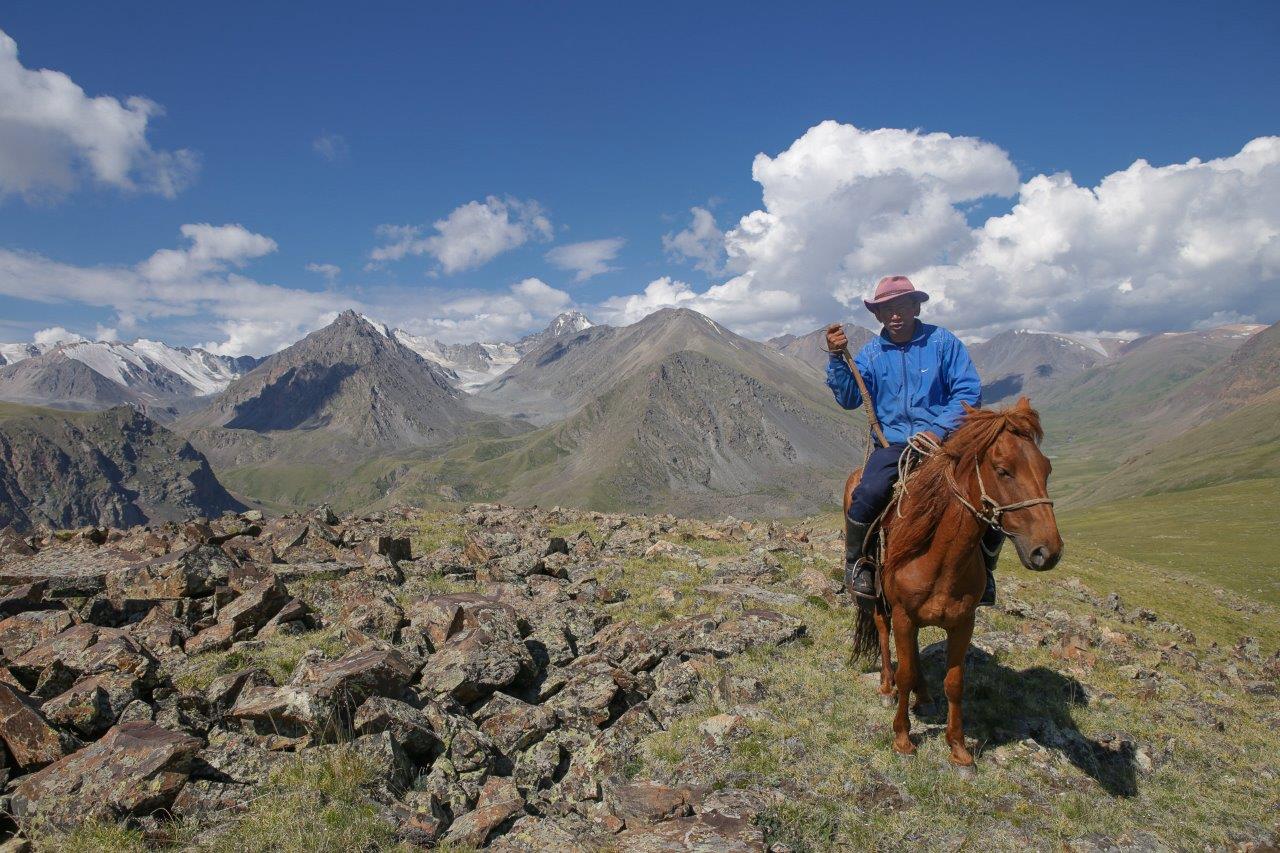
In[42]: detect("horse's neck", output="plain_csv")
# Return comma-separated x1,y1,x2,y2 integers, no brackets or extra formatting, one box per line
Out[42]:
898,467,986,559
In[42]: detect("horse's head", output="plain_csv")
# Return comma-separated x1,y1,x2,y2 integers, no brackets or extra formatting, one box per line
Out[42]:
967,397,1064,571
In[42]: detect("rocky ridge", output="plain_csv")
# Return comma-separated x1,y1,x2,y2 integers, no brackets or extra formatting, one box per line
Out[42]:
0,503,813,849
0,405,243,533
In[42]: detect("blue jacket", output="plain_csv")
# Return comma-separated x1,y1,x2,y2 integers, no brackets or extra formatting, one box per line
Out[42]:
826,321,982,444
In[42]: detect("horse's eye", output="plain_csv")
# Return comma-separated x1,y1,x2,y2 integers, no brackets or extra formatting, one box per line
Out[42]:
995,466,1012,478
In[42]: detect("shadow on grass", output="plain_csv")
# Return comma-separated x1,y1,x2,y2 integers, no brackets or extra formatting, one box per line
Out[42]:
915,641,1138,797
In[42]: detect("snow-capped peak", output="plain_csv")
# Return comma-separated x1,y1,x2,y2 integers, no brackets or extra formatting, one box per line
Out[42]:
0,338,253,397
545,310,593,336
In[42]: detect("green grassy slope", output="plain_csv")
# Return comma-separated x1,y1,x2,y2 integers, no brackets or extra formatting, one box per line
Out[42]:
1059,477,1280,606
614,516,1277,851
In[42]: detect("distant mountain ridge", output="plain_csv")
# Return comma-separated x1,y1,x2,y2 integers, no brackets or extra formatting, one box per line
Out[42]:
967,330,1128,405
392,310,592,391
0,403,243,532
460,308,867,516
766,322,877,374
0,339,259,415
2,306,1273,522
180,310,477,451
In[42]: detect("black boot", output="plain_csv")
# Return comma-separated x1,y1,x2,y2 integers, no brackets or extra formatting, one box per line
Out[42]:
979,527,1002,607
844,519,875,600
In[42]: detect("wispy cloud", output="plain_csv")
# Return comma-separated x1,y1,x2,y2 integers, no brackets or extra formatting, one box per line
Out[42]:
305,262,341,282
0,224,351,355
312,132,349,163
545,237,625,282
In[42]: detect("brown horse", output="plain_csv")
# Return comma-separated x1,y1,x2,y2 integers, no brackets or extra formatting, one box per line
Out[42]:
844,398,1063,771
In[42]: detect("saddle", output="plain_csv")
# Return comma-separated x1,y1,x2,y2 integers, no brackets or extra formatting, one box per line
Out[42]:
857,434,940,600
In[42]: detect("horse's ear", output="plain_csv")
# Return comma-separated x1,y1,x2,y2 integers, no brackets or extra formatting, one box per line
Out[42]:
962,401,979,414
1014,396,1032,412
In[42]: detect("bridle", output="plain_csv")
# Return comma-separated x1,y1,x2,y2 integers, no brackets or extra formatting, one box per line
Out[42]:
943,454,1054,534
895,431,1054,535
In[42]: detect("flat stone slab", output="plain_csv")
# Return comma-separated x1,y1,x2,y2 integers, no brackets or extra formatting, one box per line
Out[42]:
696,584,803,609
0,548,148,596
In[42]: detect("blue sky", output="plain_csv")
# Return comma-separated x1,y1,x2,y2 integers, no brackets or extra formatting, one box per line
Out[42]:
1,1,1277,353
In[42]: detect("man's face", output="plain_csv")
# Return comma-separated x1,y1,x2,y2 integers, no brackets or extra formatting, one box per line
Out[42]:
874,296,920,337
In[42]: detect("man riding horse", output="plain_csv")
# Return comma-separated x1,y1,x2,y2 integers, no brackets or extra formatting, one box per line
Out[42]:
825,275,1002,605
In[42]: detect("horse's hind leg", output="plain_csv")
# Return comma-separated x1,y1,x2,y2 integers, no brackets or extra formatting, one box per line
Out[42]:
944,615,976,769
890,612,917,755
874,606,895,706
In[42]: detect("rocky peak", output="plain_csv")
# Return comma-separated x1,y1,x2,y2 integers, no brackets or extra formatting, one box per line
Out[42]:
514,310,596,355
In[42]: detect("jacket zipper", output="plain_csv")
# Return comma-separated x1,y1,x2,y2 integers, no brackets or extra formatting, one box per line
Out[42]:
899,342,913,435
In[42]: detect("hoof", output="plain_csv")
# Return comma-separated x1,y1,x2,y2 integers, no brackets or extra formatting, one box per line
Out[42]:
892,740,916,757
879,692,896,708
951,762,977,780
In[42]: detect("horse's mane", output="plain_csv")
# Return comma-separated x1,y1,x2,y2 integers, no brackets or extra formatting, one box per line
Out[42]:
886,403,1044,561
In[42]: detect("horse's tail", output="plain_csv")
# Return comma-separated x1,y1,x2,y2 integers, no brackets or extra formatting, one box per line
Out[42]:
850,598,883,666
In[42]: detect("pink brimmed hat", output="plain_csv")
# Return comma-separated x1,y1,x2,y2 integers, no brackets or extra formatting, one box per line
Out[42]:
864,275,930,313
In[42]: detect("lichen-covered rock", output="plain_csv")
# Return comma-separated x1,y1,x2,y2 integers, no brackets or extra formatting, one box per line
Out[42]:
604,780,695,825
443,775,525,847
0,608,74,661
0,682,78,768
11,722,201,827
230,644,417,737
0,504,821,846
185,575,290,654
105,545,229,602
41,670,140,737
476,693,558,753
704,609,805,657
409,593,523,649
420,628,536,704
353,696,439,761
612,810,766,851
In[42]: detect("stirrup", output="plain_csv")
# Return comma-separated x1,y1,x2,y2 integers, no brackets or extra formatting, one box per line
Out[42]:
847,558,878,601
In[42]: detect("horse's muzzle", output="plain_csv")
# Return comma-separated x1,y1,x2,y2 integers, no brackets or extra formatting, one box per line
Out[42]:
1028,544,1060,571
1014,537,1063,572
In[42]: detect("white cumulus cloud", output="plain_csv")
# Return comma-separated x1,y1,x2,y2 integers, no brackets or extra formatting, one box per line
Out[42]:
913,137,1280,337
139,223,278,281
0,28,198,201
595,274,804,339
0,225,351,356
370,196,553,274
387,277,573,344
663,207,724,274
596,121,1278,340
545,237,625,282
32,326,84,346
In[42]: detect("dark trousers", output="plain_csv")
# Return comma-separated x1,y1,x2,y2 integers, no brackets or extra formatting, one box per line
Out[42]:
848,441,1004,556
848,443,908,525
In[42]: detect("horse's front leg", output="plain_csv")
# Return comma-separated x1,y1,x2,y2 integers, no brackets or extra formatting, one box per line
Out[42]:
890,612,917,755
910,628,931,709
944,615,976,769
874,605,895,706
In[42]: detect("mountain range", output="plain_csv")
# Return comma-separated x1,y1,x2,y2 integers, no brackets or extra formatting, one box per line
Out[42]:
0,339,258,417
392,310,593,390
0,305,1274,530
